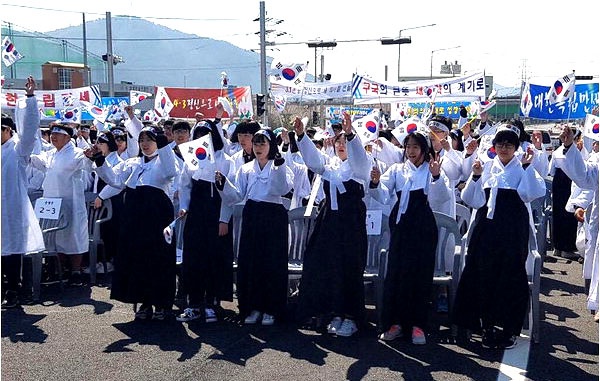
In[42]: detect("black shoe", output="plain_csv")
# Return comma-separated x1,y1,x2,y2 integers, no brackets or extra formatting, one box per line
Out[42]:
497,335,517,349
2,291,19,309
481,328,498,349
68,272,83,286
135,304,153,320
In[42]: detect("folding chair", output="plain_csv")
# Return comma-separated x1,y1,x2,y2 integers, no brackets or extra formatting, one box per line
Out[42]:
30,213,69,301
287,206,317,296
432,212,465,316
87,199,113,284
455,203,472,236
364,214,390,329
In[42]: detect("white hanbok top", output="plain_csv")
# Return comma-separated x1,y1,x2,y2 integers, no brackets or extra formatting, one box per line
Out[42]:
2,97,45,255
220,159,294,206
29,140,91,254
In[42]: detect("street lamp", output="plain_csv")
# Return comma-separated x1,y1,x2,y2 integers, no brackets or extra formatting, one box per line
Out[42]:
381,23,436,82
430,45,461,79
307,40,337,82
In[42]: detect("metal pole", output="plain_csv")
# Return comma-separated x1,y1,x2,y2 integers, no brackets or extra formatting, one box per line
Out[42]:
106,12,114,97
385,65,388,82
82,13,89,86
430,50,434,79
314,47,317,83
259,1,268,123
397,30,401,82
320,54,324,82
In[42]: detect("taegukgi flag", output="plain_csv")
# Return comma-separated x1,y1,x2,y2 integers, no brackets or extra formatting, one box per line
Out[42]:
352,110,381,144
2,37,24,67
583,114,600,141
270,61,307,89
178,134,215,172
547,72,576,105
130,90,152,106
154,86,174,117
520,81,533,117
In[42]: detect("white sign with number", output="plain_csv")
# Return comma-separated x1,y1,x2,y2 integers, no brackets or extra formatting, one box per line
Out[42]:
366,209,382,236
34,198,62,220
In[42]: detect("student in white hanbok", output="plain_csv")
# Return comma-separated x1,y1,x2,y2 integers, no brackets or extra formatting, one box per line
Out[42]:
1,77,45,307
370,131,450,345
453,124,546,349
88,131,124,273
176,119,235,323
555,126,599,321
90,126,177,321
217,128,293,326
29,123,91,285
294,113,371,338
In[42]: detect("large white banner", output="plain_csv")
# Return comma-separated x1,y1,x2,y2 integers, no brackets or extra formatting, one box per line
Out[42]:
1,85,101,110
270,81,353,101
351,72,486,104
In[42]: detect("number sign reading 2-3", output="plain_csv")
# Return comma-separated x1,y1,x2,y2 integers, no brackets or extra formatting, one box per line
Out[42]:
34,198,62,220
366,209,382,236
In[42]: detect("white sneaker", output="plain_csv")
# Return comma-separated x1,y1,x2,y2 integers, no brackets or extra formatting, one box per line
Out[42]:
244,310,261,324
336,319,358,337
327,317,343,334
261,313,275,326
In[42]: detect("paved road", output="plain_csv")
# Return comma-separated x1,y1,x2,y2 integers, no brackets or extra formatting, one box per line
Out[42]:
2,254,598,381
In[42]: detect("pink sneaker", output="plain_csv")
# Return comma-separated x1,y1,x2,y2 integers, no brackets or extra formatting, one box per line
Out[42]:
412,326,426,345
379,325,402,341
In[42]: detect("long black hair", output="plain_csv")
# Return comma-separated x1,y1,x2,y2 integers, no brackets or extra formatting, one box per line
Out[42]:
252,129,279,160
193,120,224,151
402,132,434,163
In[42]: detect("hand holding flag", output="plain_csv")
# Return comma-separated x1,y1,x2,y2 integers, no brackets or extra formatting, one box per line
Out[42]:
178,135,215,172
547,72,576,105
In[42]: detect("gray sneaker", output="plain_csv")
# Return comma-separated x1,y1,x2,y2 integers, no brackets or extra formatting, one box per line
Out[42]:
336,319,358,337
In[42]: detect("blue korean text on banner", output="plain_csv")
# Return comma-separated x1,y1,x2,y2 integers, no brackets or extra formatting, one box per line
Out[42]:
520,82,598,120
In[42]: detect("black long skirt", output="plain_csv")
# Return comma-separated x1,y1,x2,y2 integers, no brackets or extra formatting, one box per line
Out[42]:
551,168,578,252
182,179,233,306
381,189,437,332
297,179,368,324
453,188,530,336
237,200,289,319
111,186,176,308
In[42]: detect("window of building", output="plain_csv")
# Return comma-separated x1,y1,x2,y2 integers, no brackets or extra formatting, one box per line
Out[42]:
58,68,72,89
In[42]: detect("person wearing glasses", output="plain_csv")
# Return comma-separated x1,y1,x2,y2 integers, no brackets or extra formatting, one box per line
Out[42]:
453,124,546,349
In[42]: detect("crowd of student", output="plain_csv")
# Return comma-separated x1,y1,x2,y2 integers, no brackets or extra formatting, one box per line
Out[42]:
2,77,598,351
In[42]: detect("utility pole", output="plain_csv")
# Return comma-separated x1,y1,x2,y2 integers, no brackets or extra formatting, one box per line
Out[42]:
106,12,115,97
82,12,89,86
259,1,268,123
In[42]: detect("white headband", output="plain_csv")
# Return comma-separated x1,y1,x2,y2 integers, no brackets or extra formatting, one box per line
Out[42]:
428,120,449,133
50,127,70,135
496,124,520,137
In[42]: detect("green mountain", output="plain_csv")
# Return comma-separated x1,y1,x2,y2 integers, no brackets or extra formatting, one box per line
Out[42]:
46,16,265,90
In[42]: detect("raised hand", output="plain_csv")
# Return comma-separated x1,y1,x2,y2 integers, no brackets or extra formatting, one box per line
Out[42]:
293,116,304,136
465,139,478,155
341,112,352,134
370,165,381,185
215,103,224,119
521,146,534,165
559,125,574,147
472,160,483,176
429,152,443,177
25,76,36,96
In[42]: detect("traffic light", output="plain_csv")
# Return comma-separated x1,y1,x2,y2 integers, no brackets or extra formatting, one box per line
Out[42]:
256,94,266,117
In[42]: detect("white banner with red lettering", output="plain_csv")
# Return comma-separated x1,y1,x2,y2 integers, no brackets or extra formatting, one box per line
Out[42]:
351,72,486,104
1,85,101,110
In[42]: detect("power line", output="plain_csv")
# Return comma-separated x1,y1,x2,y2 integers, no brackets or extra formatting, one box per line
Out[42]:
1,3,241,21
